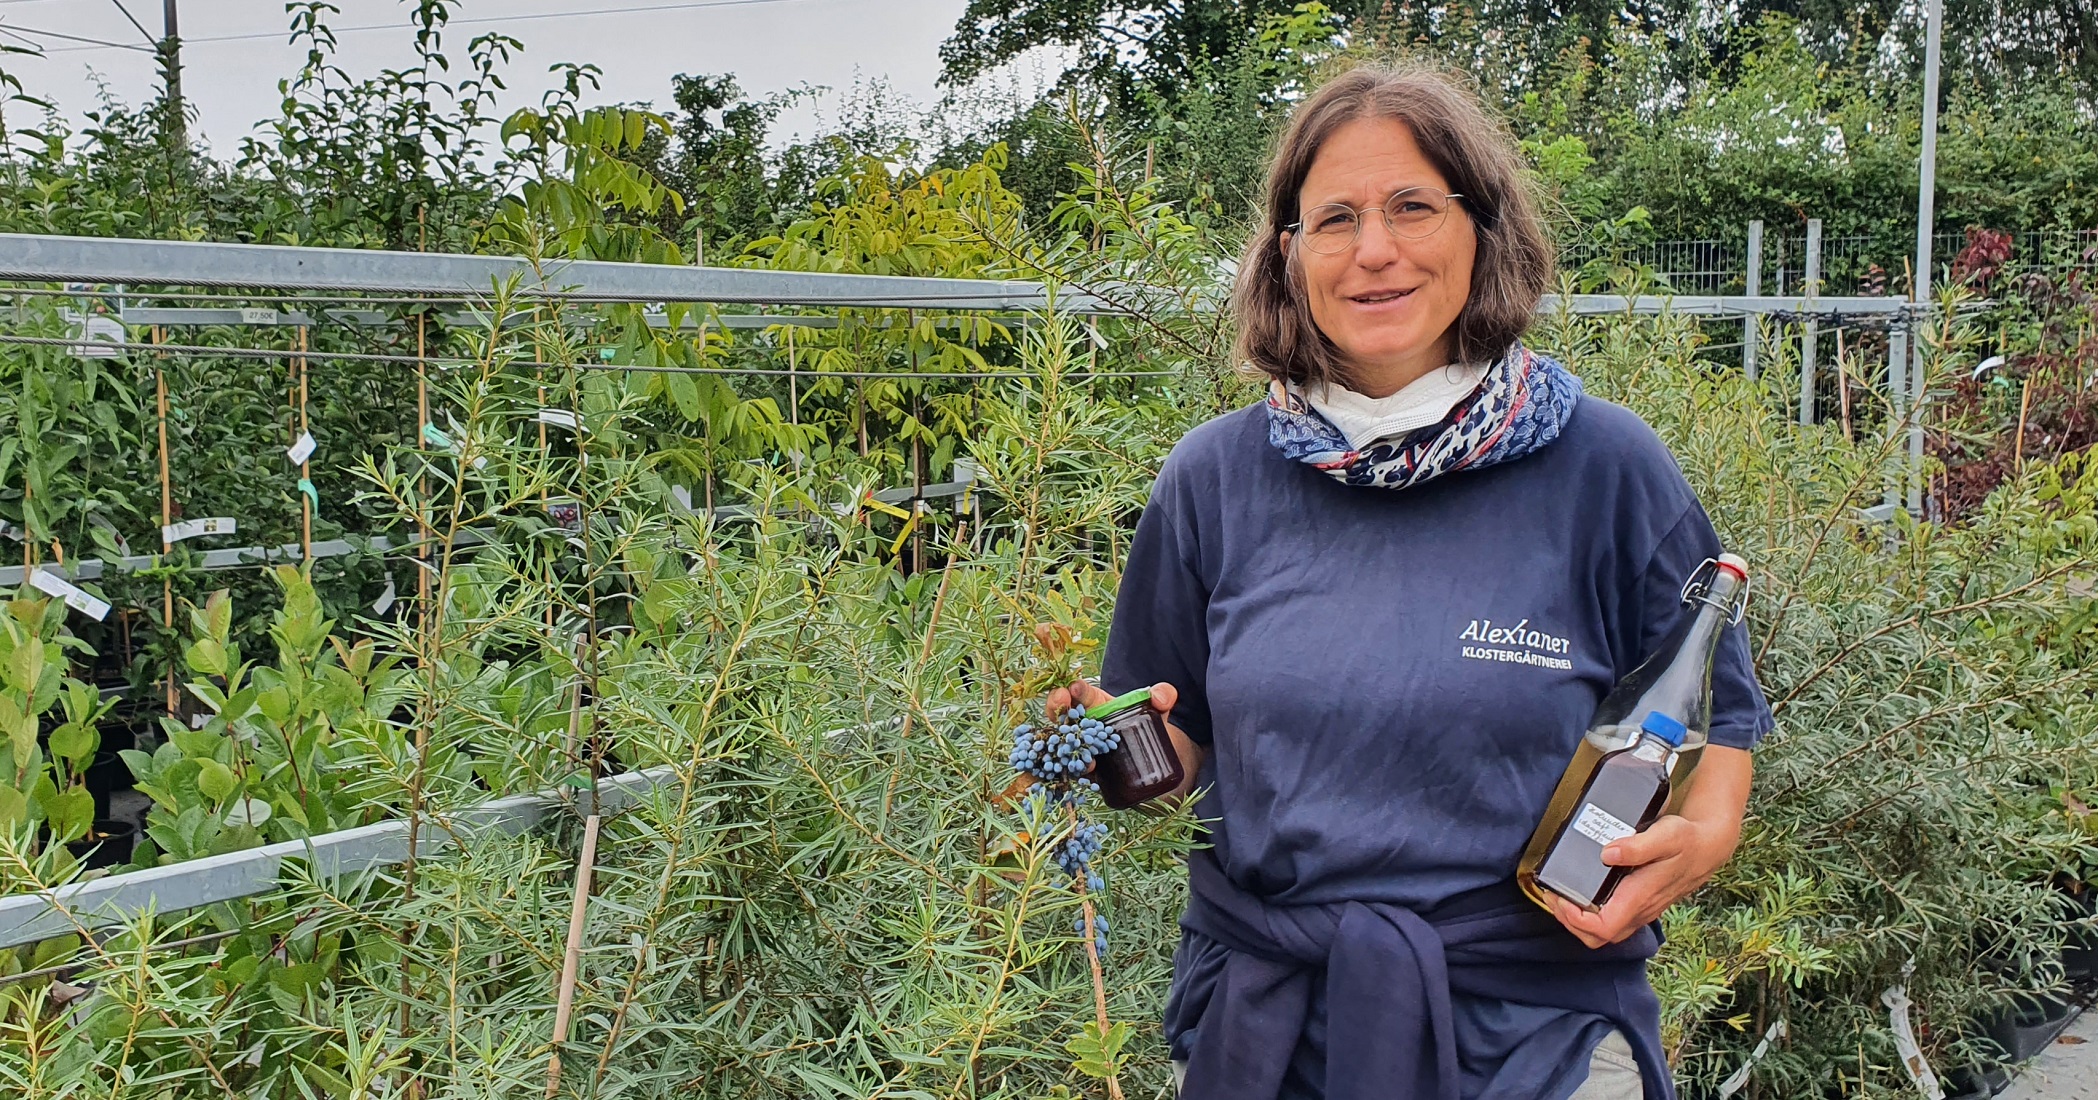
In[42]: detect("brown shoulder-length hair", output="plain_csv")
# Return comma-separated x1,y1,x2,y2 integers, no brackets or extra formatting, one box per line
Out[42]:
1234,63,1553,389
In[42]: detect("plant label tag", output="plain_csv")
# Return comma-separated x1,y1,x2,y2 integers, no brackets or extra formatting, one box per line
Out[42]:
239,307,279,325
68,313,124,359
287,431,316,465
163,517,237,543
372,574,397,615
28,570,111,621
1571,803,1635,846
1882,980,1944,1099
0,522,21,543
190,712,210,729
538,408,580,431
671,485,693,513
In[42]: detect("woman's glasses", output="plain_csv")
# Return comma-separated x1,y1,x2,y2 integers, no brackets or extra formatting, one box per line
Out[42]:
1288,187,1467,254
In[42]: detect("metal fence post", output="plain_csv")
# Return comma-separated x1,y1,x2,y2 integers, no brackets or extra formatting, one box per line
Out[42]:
1907,321,1927,516
1800,219,1822,425
1887,325,1908,515
1743,221,1763,380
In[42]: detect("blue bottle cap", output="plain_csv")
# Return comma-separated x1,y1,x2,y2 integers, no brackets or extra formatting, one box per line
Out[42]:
1640,711,1688,747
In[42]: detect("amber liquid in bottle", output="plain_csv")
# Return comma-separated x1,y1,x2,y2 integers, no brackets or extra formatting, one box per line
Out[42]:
1517,554,1749,913
1088,688,1185,810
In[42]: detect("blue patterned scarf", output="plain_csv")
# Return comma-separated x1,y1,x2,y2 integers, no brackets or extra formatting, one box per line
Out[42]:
1265,344,1582,489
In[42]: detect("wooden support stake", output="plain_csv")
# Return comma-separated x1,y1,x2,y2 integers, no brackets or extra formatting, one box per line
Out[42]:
2014,372,2034,468
153,326,175,715
545,812,602,1098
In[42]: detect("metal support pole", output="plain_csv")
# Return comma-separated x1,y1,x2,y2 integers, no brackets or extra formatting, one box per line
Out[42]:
1909,323,1927,517
1743,220,1763,380
1887,326,1908,515
1910,0,1944,491
1800,218,1822,425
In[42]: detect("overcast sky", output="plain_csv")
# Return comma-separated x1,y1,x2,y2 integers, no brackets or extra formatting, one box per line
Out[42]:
0,0,1046,155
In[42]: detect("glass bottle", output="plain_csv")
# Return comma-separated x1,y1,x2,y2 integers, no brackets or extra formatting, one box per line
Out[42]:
1087,688,1185,810
1517,553,1750,913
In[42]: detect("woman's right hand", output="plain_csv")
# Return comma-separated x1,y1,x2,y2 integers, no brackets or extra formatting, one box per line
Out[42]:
1043,680,1202,806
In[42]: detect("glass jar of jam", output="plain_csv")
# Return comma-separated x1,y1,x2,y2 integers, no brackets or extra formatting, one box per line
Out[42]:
1087,688,1185,810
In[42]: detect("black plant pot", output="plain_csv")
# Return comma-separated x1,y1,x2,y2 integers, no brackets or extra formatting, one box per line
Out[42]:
86,749,135,820
1944,1056,2013,1099
1979,988,2078,1064
2062,887,2098,981
64,820,135,871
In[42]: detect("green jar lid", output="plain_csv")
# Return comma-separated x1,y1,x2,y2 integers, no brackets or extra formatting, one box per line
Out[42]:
1087,687,1153,720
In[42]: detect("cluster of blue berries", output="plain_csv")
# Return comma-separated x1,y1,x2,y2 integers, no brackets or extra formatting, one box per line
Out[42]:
1056,819,1109,892
1010,702,1119,957
1074,913,1111,957
1008,707,1121,781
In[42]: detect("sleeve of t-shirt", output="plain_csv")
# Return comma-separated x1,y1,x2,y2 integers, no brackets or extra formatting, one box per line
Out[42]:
1637,503,1776,750
1099,462,1216,746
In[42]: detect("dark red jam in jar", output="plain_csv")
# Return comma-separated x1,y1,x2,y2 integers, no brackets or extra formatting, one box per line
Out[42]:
1088,688,1185,810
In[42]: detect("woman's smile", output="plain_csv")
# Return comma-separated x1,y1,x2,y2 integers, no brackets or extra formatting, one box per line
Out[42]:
1287,115,1477,397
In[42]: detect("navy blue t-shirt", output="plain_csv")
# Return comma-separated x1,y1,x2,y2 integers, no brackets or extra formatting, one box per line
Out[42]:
1101,396,1773,1097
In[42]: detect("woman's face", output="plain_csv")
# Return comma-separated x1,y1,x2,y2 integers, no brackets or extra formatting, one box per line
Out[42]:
1284,116,1478,397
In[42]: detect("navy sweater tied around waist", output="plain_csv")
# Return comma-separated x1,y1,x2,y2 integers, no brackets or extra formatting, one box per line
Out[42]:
1169,850,1675,1100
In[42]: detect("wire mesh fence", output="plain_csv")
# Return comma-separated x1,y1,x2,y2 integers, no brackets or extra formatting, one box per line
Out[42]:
1559,225,2098,297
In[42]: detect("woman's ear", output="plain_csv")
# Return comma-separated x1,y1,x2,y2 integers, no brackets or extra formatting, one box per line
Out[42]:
1277,230,1292,257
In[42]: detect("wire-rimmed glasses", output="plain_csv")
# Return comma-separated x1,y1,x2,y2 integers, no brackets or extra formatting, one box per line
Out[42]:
1288,187,1467,254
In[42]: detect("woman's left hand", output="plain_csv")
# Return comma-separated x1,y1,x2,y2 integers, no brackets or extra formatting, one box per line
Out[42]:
1549,745,1754,948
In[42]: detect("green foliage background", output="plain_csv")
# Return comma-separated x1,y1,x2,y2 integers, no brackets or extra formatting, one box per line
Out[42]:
0,2,2091,1098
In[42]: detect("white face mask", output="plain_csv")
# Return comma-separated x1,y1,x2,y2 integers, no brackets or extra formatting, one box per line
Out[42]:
1305,362,1489,449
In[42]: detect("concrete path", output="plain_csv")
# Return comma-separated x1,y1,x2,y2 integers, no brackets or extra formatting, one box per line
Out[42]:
2002,1008,2098,1099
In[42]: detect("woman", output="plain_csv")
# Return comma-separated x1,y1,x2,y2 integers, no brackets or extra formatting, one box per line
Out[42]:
1047,64,1772,1100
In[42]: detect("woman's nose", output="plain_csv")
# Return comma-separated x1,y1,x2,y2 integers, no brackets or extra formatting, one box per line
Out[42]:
1352,213,1401,268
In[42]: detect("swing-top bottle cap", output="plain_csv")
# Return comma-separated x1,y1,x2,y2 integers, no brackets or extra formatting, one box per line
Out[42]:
1640,711,1688,747
1715,554,1748,580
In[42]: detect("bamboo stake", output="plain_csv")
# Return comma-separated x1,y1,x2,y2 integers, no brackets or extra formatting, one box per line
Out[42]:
297,325,311,561
545,812,602,1099
154,326,174,715
2014,371,2034,467
1835,327,1853,442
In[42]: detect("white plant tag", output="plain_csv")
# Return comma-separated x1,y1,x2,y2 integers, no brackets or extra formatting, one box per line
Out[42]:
222,796,272,827
239,307,279,325
1717,1019,1787,1098
162,516,236,543
372,574,397,615
1571,802,1636,846
0,522,22,542
68,314,124,359
286,431,316,465
1884,968,1945,1100
671,485,693,513
538,408,580,431
28,570,111,621
190,712,210,729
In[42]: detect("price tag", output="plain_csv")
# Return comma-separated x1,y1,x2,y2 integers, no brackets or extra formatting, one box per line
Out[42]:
27,570,111,621
0,522,22,543
162,517,237,543
372,574,397,615
287,431,316,465
538,408,580,431
239,307,279,325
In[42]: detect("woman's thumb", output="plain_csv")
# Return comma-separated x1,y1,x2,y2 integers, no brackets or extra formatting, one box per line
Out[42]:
1148,682,1178,714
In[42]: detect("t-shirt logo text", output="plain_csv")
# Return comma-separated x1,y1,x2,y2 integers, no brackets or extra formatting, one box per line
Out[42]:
1457,618,1573,670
